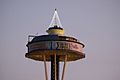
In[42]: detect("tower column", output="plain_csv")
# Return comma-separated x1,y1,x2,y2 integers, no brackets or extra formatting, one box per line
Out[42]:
51,55,60,80
43,55,48,80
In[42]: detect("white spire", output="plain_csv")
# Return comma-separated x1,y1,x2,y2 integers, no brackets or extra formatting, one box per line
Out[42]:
49,9,62,27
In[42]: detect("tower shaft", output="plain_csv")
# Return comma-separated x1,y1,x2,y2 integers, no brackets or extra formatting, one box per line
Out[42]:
51,55,59,80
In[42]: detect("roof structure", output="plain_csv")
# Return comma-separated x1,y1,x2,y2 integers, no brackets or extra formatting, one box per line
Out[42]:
49,9,62,27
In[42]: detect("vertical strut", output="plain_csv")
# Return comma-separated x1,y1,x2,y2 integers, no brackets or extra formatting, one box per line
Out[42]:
54,54,56,80
51,55,60,80
56,56,59,80
51,56,54,80
43,55,48,80
61,55,67,80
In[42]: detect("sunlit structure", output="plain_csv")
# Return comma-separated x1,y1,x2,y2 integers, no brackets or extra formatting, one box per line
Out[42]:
25,9,85,80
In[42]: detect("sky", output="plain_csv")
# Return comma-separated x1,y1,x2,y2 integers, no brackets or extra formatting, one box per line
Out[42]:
0,0,120,80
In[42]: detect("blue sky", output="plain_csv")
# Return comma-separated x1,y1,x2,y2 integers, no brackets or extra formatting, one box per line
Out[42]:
0,0,120,80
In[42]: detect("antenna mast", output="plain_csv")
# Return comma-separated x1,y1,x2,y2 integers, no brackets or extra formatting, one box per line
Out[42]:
49,9,62,27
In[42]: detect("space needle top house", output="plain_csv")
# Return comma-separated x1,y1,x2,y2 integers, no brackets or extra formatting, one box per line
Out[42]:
25,9,85,80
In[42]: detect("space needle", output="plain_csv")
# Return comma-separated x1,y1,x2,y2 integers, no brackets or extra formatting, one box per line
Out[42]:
25,9,85,80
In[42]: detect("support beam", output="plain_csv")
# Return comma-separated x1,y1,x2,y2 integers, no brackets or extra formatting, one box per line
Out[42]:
51,56,54,80
56,56,59,80
51,55,60,80
54,54,56,80
61,55,67,80
43,55,48,80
